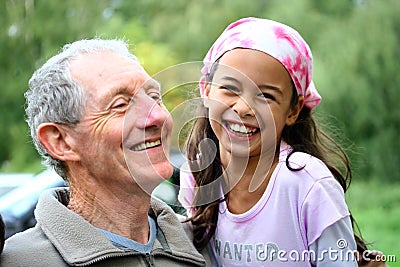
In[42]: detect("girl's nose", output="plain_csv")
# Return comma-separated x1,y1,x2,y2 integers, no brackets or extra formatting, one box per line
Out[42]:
232,96,254,117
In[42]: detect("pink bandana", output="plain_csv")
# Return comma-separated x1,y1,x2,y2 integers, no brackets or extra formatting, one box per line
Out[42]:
200,17,321,110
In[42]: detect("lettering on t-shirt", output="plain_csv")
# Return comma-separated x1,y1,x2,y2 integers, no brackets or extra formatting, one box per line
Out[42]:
214,238,279,263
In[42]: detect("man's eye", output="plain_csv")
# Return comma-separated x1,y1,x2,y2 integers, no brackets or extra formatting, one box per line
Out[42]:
112,99,129,110
149,92,162,102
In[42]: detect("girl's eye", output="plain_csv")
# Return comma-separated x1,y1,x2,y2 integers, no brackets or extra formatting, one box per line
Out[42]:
260,92,276,101
220,85,239,93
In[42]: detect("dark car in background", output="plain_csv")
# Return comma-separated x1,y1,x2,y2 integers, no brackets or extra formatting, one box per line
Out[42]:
0,169,65,238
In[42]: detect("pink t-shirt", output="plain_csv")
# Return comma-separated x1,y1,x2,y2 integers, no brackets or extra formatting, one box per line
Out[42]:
178,143,351,266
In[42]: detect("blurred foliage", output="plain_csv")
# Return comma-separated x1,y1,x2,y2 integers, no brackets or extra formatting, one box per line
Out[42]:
1,0,399,184
0,0,110,172
347,180,400,266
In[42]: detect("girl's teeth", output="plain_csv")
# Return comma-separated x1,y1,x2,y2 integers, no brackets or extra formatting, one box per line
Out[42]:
228,123,257,134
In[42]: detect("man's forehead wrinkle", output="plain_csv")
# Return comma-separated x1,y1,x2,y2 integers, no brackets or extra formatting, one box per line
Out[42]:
105,72,149,98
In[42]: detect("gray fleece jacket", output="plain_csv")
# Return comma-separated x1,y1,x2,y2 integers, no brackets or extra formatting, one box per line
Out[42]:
1,187,206,266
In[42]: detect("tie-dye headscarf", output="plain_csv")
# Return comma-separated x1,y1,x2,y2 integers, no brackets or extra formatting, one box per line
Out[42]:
200,17,321,110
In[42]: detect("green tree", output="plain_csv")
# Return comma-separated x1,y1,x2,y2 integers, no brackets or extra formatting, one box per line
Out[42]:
0,0,110,172
313,0,400,182
1,0,399,184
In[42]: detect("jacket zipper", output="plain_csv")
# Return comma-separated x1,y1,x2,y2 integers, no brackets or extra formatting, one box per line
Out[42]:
145,253,155,267
73,249,204,266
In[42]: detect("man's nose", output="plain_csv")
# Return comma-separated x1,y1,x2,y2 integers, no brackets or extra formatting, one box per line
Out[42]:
232,96,254,117
136,95,169,129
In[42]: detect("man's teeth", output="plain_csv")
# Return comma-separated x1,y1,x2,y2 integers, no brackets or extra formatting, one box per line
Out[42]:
227,123,257,135
131,140,161,151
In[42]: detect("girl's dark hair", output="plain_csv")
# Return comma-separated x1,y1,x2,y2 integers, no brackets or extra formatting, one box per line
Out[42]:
0,213,5,253
185,61,367,254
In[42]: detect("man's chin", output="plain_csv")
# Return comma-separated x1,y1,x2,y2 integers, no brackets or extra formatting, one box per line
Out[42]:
128,164,173,195
154,164,174,181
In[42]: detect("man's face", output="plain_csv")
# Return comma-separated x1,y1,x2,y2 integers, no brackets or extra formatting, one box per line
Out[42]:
68,50,173,193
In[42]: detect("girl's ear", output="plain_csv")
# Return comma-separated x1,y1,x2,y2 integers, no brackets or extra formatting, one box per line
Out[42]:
37,123,80,162
286,96,305,126
203,83,212,108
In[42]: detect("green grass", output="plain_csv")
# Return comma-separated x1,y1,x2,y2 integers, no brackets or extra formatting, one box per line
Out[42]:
347,180,400,266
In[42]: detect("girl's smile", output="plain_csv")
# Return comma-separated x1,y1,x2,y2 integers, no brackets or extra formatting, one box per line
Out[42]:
205,48,300,159
223,120,259,137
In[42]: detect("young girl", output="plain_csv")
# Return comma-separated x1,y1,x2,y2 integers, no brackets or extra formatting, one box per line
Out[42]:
178,17,375,266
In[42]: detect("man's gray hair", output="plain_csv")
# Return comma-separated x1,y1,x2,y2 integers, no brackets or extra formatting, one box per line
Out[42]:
25,39,138,180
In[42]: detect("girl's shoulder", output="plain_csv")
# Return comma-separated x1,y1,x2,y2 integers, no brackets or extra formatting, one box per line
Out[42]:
276,149,346,207
279,146,333,182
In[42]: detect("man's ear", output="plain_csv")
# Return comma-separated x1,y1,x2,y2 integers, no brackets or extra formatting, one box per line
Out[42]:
37,123,80,162
286,96,305,126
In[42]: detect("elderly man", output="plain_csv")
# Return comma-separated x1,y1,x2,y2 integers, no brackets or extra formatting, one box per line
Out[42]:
1,39,206,266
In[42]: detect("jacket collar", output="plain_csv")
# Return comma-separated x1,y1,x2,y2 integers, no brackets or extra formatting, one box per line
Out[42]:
35,187,205,266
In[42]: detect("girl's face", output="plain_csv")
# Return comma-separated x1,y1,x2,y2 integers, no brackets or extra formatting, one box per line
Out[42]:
205,48,303,159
